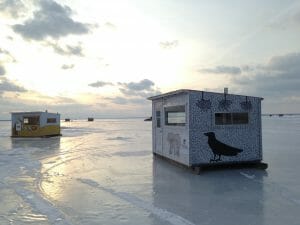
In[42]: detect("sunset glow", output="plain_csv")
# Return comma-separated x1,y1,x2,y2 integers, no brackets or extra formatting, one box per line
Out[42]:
1,0,300,118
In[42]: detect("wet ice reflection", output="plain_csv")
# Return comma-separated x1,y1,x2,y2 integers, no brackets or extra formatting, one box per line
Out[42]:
153,157,266,225
1,117,300,225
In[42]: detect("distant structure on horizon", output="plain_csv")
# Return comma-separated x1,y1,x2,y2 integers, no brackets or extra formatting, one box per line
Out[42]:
144,116,152,121
148,88,267,172
11,111,61,137
88,117,94,121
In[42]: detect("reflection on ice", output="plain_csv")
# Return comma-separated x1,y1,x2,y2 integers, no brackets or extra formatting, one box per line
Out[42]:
1,117,300,225
152,156,266,225
10,137,61,159
77,177,195,225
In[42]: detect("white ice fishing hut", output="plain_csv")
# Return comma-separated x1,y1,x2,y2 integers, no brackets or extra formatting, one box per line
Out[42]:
148,89,265,168
11,111,61,137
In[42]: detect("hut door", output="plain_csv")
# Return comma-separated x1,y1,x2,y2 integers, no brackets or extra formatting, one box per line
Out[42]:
155,110,163,153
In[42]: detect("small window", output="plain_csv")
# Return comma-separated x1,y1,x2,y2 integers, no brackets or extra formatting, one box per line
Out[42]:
47,118,57,123
23,118,29,124
156,111,161,128
165,105,186,126
215,113,248,125
215,113,231,125
23,116,39,125
232,113,248,124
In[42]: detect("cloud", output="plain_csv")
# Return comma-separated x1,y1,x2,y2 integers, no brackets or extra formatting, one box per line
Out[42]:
118,79,161,98
210,52,300,99
119,79,154,91
91,79,161,106
87,79,160,107
88,81,114,88
159,40,179,49
0,77,27,94
0,0,25,18
105,22,116,29
48,42,84,56
0,93,90,119
0,48,11,55
200,65,241,75
0,65,5,76
61,64,74,70
0,84,151,119
266,52,300,74
0,48,16,62
12,0,90,41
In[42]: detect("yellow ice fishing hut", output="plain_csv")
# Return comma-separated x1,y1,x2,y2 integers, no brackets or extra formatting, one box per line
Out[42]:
11,111,61,137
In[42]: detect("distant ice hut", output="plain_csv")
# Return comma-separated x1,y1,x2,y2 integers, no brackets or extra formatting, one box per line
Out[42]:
148,89,266,170
11,111,61,137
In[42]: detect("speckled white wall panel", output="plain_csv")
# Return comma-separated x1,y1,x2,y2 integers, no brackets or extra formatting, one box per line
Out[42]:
189,91,262,166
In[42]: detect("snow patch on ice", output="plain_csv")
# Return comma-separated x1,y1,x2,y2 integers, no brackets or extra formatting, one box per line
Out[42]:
106,136,132,141
240,172,255,179
77,178,195,225
113,150,150,157
44,161,57,164
78,178,99,188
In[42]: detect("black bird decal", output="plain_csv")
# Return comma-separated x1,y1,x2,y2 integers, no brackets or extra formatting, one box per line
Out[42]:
204,132,243,162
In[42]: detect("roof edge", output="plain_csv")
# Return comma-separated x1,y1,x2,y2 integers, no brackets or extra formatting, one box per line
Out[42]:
147,89,263,100
10,111,59,114
147,89,191,100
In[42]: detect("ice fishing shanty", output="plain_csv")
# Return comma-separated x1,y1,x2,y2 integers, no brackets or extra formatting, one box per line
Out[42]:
148,89,267,171
11,111,61,137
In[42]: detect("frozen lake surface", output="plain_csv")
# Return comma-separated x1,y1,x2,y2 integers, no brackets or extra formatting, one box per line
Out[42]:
1,117,300,225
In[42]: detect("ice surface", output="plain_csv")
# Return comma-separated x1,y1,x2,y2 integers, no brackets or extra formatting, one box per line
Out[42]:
1,117,300,225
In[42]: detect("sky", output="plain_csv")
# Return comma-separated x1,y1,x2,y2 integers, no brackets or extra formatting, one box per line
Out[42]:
1,0,300,119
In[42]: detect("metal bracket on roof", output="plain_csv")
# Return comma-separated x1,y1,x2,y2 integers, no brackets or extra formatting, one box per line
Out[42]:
218,92,232,111
196,91,211,111
240,96,252,111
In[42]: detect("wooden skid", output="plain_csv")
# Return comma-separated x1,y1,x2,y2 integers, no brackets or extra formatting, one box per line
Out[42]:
153,152,268,175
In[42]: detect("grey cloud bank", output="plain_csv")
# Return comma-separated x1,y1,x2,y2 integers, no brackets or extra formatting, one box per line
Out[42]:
0,77,27,94
119,79,154,91
88,79,161,99
201,51,300,113
235,52,300,97
88,79,160,106
200,65,242,75
267,52,300,74
89,81,114,88
0,65,5,76
12,0,90,40
49,42,84,56
118,79,161,98
0,78,157,119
